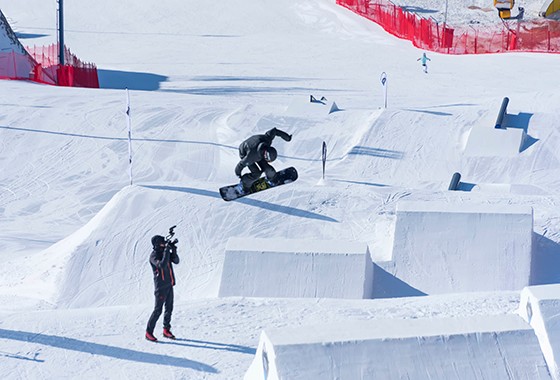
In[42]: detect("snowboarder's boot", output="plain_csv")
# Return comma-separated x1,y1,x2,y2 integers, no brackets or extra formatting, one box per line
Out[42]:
163,328,176,340
145,331,158,342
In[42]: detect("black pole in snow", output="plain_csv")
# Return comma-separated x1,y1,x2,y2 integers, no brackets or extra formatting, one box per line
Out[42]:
448,172,461,191
58,0,64,66
322,141,327,180
495,97,509,129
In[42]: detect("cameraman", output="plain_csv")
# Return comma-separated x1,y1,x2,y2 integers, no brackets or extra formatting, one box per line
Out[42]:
145,234,180,342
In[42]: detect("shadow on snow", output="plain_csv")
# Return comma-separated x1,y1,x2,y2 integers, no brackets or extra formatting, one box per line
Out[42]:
15,32,49,39
160,338,256,355
530,232,560,286
371,264,427,299
0,126,237,150
0,328,218,373
142,185,339,223
348,146,404,159
98,69,168,91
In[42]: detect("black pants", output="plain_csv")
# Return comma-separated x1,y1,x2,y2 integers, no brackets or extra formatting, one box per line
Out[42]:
241,160,276,189
146,286,174,333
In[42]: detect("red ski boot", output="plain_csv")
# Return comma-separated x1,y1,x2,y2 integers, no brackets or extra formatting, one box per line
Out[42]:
145,331,158,342
163,328,176,340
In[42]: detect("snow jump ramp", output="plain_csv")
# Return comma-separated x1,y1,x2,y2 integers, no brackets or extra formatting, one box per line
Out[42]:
520,284,560,380
388,201,533,295
244,315,550,380
218,237,373,299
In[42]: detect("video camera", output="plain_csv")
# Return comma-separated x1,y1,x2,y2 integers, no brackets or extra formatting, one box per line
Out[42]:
166,225,179,246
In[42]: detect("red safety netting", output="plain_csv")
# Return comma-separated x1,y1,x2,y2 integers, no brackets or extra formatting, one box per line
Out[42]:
0,51,54,84
0,7,99,88
337,0,560,54
26,44,99,88
0,44,99,88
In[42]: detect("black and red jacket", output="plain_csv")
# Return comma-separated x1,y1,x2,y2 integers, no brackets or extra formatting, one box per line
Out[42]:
149,244,180,291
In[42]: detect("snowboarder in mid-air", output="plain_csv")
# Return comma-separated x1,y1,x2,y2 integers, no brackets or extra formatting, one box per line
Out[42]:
234,127,292,193
417,52,431,74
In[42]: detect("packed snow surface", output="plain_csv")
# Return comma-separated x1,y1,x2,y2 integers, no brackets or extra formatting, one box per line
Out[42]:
1,0,560,378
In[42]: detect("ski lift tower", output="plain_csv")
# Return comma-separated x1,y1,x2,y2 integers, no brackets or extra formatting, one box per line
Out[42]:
57,0,64,65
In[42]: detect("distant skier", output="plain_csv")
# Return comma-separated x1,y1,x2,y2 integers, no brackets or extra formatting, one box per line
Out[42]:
234,127,292,192
417,52,431,74
145,234,180,342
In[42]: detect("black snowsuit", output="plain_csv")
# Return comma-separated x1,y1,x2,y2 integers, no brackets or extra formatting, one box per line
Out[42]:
234,127,291,189
146,243,179,334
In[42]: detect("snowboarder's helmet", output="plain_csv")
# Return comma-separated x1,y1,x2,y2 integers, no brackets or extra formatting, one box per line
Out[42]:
151,235,165,247
263,146,277,162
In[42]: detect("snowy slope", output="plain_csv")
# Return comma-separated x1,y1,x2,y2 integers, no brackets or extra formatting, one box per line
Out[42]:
1,0,560,378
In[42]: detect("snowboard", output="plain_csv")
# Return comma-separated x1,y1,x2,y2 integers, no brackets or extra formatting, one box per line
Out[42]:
219,167,298,201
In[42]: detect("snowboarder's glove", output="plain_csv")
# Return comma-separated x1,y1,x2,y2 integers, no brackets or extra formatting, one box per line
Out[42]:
286,134,292,142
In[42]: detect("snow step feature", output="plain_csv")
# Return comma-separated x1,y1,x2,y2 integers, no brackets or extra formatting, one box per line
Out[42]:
244,315,550,380
218,237,373,299
284,95,339,117
519,284,560,380
465,98,526,156
390,201,533,295
465,122,526,156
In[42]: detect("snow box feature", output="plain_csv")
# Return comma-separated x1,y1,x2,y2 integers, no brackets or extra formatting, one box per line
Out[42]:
391,201,533,294
244,315,550,380
519,284,560,380
465,120,526,156
218,237,373,299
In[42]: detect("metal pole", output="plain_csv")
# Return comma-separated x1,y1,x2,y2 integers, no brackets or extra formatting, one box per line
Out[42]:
380,72,388,109
58,0,64,66
322,141,327,180
495,97,509,129
448,172,461,191
443,0,448,49
126,89,133,185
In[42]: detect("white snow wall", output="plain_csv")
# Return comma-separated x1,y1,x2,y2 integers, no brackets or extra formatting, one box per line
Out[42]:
244,315,550,380
519,284,560,380
390,201,533,294
218,238,373,299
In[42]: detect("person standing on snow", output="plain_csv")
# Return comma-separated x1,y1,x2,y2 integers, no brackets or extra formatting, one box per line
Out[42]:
234,127,292,192
417,52,431,74
145,235,180,342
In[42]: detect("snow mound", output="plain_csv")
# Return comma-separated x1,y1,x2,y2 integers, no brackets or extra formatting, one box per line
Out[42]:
22,186,127,307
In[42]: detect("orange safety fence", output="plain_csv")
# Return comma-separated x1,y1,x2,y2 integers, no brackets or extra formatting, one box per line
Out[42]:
337,0,560,54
